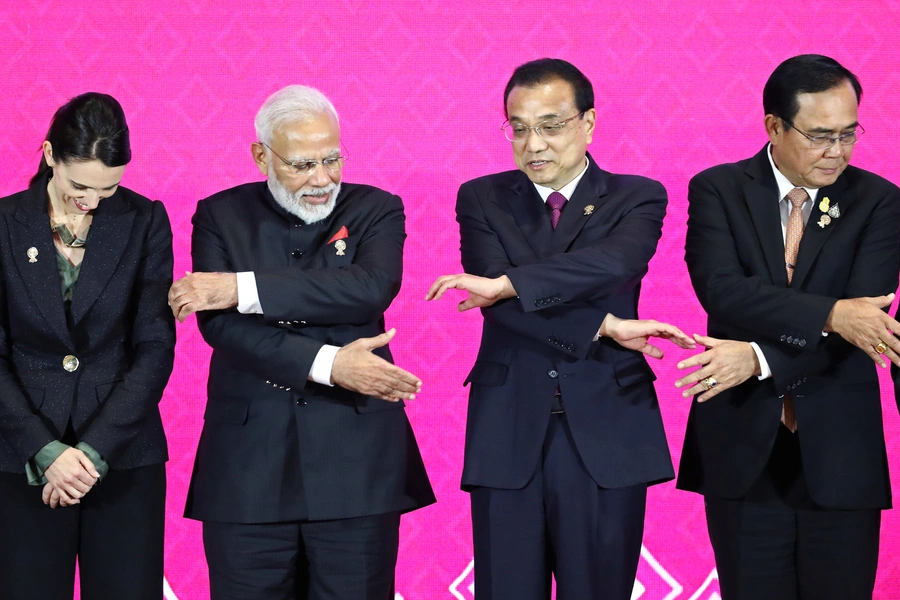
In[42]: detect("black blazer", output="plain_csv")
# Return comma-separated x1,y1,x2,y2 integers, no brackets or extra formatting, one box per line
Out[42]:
458,155,675,490
677,145,900,510
184,182,434,524
0,173,175,473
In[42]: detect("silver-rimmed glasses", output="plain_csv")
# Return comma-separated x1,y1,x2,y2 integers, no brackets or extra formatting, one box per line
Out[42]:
261,142,347,176
782,119,864,150
502,112,585,142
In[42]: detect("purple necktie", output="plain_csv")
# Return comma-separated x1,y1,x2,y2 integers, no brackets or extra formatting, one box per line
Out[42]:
547,191,567,229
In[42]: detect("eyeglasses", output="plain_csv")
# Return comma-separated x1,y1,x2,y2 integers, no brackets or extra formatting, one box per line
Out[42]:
782,119,864,150
261,142,346,176
502,112,585,142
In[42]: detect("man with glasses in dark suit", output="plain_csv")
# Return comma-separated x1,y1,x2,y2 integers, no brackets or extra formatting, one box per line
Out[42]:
428,58,693,600
676,54,900,600
169,84,434,600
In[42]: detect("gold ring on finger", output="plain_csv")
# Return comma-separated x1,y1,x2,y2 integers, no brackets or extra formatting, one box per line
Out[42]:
875,340,888,354
702,376,718,390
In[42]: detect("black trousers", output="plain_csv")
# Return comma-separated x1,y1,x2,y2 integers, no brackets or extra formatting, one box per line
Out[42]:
0,463,166,600
203,511,401,600
469,412,647,600
705,426,881,600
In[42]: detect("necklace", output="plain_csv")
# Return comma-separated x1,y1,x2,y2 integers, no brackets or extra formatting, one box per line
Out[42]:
50,220,88,248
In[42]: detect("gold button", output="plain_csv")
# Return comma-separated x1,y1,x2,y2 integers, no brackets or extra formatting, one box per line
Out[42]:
62,355,79,372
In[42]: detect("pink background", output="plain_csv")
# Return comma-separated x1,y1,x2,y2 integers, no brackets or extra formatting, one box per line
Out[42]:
2,1,900,598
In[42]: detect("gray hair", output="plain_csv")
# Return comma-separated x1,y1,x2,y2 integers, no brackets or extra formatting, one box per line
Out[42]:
254,85,339,145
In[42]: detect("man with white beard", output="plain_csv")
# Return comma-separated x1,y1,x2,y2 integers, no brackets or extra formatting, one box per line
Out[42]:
169,85,435,600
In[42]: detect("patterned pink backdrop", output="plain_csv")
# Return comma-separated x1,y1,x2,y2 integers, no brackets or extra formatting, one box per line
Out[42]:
2,1,900,598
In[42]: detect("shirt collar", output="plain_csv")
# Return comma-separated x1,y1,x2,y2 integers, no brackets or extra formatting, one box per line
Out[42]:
533,156,590,202
767,143,819,203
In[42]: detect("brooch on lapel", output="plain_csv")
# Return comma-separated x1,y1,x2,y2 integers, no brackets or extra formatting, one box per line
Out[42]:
816,196,840,228
328,226,349,256
583,205,595,216
27,247,38,263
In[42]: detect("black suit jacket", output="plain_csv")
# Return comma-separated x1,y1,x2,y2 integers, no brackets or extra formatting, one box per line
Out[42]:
458,155,675,490
0,173,175,473
184,182,434,524
677,145,900,510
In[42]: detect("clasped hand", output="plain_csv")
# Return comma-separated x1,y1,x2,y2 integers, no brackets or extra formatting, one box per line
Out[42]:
168,271,239,322
675,335,761,402
425,273,516,311
41,447,100,509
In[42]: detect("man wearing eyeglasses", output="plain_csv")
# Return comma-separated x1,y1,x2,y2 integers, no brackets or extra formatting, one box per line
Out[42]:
171,85,434,599
676,55,900,599
427,58,694,600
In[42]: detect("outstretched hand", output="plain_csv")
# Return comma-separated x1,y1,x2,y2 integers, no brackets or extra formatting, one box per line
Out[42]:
331,328,422,402
600,314,695,359
426,274,517,311
675,334,760,402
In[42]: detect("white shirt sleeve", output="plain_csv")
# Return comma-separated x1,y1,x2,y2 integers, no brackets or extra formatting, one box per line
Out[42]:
749,342,772,380
308,345,340,386
236,271,263,314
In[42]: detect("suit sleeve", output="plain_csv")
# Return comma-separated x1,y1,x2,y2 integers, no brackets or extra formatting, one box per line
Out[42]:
686,173,837,352
500,179,667,312
687,172,900,392
252,193,404,325
192,200,324,392
457,182,608,360
79,201,176,463
0,265,56,466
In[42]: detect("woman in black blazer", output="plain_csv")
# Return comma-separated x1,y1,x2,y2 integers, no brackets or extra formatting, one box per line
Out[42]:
0,93,175,599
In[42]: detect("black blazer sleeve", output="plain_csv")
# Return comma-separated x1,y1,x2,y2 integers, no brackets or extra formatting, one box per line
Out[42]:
252,193,405,325
79,201,176,462
192,199,324,392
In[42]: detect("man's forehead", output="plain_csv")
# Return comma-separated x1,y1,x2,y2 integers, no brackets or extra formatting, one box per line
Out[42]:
506,80,576,120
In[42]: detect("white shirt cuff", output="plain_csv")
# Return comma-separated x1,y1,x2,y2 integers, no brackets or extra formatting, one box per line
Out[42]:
749,342,772,380
309,345,339,386
236,271,263,314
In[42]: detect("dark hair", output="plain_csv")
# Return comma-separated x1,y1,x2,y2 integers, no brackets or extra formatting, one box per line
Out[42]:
763,54,862,122
503,58,594,118
30,92,131,186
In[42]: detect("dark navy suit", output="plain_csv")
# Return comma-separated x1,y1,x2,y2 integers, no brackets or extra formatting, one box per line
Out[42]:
458,155,672,600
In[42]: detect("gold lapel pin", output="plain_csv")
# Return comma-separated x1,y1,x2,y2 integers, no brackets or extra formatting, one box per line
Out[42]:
27,247,38,263
335,239,347,256
584,205,595,216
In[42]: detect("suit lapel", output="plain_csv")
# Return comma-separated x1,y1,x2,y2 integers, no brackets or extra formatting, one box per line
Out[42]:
504,176,553,257
550,159,607,255
744,149,789,287
69,192,136,325
8,183,73,348
790,175,849,289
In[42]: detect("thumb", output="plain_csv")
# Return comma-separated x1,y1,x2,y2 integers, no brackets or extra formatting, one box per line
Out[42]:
867,293,895,308
185,271,192,276
693,333,720,347
76,452,100,478
364,328,396,350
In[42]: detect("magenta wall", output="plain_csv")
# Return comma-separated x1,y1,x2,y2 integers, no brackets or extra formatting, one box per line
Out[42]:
2,2,900,598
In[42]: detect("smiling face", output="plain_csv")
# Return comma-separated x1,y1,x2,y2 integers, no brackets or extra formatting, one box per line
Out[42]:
766,80,859,189
505,78,595,190
44,141,125,215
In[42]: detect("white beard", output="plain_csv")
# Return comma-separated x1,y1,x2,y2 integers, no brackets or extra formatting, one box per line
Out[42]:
266,165,340,224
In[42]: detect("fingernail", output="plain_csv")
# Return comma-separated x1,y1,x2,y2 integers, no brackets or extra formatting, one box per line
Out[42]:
682,391,689,397
675,382,682,388
677,363,684,369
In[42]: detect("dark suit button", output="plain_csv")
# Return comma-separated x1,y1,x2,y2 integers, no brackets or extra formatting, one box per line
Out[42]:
780,335,786,342
786,336,793,343
558,294,564,301
802,377,807,382
799,339,807,347
296,399,307,406
548,370,558,379
292,249,303,258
